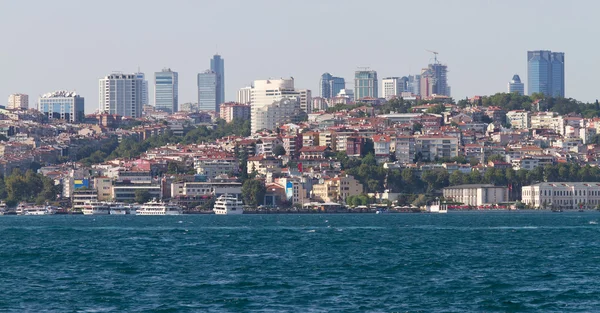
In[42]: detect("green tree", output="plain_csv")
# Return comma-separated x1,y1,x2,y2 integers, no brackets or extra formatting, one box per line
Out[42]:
486,154,505,162
134,190,151,204
0,175,7,199
361,153,377,166
273,144,286,157
426,103,445,114
241,179,266,207
412,123,423,133
5,169,27,202
412,194,427,207
449,171,465,186
362,139,375,157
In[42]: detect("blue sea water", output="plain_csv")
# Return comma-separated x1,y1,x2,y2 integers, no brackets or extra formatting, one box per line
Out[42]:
1,212,600,312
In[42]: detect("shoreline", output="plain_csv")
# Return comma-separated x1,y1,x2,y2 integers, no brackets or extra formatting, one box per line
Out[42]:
3,208,599,216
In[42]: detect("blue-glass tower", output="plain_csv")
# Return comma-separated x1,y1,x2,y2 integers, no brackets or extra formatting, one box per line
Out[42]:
527,50,564,97
319,73,346,98
154,68,178,113
197,70,218,112
210,54,225,105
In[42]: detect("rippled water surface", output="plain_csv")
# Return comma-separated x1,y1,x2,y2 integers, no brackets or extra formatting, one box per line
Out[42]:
1,212,600,312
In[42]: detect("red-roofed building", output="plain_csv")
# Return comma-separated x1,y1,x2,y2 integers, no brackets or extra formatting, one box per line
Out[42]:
372,134,391,158
299,146,331,159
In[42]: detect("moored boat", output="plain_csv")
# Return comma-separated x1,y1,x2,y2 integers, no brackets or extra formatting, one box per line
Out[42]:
109,203,135,215
0,201,6,215
82,201,111,215
16,203,54,215
137,199,182,215
213,194,244,215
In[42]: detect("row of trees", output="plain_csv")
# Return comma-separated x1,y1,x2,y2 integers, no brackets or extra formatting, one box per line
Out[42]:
458,92,600,118
344,156,600,202
76,119,250,167
0,169,61,206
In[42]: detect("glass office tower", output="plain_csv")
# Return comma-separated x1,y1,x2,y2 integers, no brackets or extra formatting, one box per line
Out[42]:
197,70,218,112
154,68,178,113
527,50,565,97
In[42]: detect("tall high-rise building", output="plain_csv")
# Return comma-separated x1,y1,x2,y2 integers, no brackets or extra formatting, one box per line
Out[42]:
527,50,565,97
420,62,450,97
354,70,378,100
319,73,345,99
250,78,302,133
210,54,225,105
237,86,252,104
39,90,85,122
508,74,525,95
381,77,408,99
7,94,29,110
298,89,312,114
135,72,148,106
197,70,218,112
154,68,178,113
99,73,144,117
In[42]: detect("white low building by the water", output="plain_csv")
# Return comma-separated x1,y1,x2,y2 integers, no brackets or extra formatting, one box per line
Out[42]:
522,182,600,209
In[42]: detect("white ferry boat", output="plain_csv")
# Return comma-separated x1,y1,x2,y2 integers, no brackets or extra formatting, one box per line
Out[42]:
136,199,182,216
109,203,134,215
213,194,244,215
82,201,111,215
16,203,53,215
0,201,6,215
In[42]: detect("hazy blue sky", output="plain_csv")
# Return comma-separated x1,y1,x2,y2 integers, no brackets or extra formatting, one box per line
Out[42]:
1,0,598,113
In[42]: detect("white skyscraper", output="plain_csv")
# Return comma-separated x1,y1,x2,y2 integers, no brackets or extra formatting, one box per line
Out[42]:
250,78,302,133
298,89,312,114
99,73,144,117
381,77,406,99
237,86,252,104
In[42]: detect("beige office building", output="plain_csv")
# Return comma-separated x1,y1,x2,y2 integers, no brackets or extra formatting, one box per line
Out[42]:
7,94,29,110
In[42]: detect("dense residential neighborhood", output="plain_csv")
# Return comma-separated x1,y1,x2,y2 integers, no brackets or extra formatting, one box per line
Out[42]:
3,89,600,212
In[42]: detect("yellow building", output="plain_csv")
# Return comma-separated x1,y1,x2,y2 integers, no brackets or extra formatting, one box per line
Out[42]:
312,175,363,203
94,177,113,201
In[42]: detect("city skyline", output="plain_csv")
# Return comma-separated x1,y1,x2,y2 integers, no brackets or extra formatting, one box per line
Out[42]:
2,0,599,113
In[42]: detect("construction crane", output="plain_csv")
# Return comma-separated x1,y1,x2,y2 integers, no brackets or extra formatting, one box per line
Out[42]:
425,49,439,64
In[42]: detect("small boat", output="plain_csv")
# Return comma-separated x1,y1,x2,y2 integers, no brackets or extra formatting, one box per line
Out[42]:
213,194,244,215
137,199,182,216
